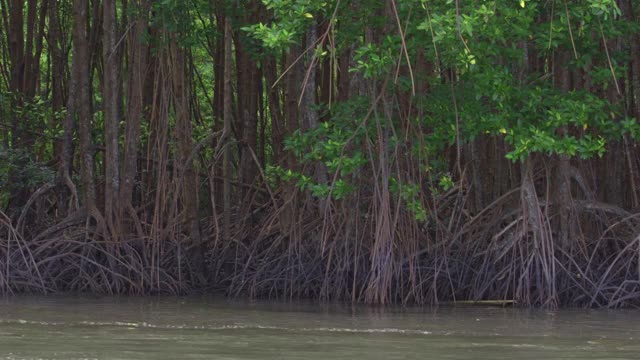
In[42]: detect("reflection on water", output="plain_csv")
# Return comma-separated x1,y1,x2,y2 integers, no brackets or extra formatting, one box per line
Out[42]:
0,296,639,359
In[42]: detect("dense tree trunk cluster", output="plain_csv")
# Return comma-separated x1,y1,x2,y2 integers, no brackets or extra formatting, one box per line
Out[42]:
0,0,640,307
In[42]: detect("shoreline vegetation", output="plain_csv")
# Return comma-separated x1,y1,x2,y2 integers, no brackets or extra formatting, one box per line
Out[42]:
1,0,640,308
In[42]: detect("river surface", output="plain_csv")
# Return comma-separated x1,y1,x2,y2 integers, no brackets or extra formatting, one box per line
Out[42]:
0,296,639,359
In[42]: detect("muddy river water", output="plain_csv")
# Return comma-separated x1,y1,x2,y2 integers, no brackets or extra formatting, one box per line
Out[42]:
0,296,638,359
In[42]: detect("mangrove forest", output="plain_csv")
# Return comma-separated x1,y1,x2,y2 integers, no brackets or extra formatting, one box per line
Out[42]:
1,0,640,308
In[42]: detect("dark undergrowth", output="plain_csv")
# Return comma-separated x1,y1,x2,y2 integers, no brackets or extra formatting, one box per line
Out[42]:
3,173,640,309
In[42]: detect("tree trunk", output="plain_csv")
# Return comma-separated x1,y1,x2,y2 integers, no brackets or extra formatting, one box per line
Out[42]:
74,0,97,212
120,0,149,228
264,57,284,163
171,40,201,242
552,49,573,248
103,0,121,232
520,156,557,306
59,32,79,213
49,0,77,213
222,17,233,243
7,1,24,114
235,25,260,192
301,20,328,210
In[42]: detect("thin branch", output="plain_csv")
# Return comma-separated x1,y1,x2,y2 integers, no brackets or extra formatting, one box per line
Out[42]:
598,19,621,95
563,0,578,59
390,0,415,95
274,0,341,90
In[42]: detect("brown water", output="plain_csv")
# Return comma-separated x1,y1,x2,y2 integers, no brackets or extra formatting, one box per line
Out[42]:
0,296,639,359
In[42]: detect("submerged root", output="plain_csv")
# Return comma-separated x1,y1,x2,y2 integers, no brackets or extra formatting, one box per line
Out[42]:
0,210,188,295
3,175,640,308
212,174,640,308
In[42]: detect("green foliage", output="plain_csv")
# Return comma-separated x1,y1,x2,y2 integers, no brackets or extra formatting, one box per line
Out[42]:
350,40,397,79
1,92,65,157
390,179,428,222
151,0,212,47
285,122,366,176
270,100,370,199
267,164,356,199
251,0,638,217
412,0,633,162
242,0,331,51
0,91,61,209
0,147,55,209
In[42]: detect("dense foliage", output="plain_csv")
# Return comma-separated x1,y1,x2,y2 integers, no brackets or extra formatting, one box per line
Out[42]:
1,0,640,307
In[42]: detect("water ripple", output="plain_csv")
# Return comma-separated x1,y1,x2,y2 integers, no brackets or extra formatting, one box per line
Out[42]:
0,319,433,335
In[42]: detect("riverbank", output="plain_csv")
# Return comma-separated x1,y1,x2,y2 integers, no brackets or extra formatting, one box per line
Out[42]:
2,201,640,309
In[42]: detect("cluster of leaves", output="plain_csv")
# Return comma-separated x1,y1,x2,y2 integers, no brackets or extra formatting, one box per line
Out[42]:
0,92,61,209
268,99,370,199
350,38,398,79
242,0,331,50
502,88,616,161
267,165,356,199
254,0,637,217
413,0,636,162
0,147,55,209
151,0,210,47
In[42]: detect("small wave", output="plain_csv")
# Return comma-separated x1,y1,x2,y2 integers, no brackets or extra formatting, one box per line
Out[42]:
0,319,432,335
299,327,432,335
469,342,561,350
0,319,65,326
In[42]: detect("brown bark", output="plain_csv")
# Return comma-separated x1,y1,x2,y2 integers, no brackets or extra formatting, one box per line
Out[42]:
520,156,557,306
2,0,47,212
301,20,328,203
28,0,47,97
264,57,284,163
552,49,574,248
103,0,120,231
213,13,225,128
48,2,66,111
171,41,201,244
234,12,261,190
6,0,45,146
120,0,149,221
318,18,332,119
633,2,640,123
49,1,76,212
57,0,78,212
23,0,36,96
74,0,97,211
222,17,233,242
624,0,640,208
170,40,205,282
7,1,25,108
337,46,352,103
284,46,302,169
